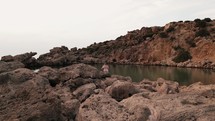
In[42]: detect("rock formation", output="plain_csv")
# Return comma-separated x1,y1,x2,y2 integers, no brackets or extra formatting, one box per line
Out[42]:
0,63,214,121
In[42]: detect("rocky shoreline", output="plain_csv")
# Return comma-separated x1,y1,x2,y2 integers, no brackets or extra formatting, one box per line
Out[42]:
1,46,215,70
0,59,215,120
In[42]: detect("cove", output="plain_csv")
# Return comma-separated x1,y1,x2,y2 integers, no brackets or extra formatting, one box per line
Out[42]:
93,64,215,86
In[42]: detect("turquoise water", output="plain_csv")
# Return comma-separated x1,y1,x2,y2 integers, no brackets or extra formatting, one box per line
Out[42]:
94,64,215,85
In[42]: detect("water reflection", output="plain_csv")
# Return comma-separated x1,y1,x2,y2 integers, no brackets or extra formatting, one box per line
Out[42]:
94,64,215,85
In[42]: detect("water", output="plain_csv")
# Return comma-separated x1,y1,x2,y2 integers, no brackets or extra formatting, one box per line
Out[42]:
94,64,215,85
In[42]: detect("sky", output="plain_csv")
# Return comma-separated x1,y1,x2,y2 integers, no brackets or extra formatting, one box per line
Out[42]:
0,0,215,57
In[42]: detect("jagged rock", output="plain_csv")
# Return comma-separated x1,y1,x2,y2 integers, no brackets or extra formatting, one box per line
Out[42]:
105,80,138,101
1,52,38,67
37,46,71,66
0,61,25,73
0,68,36,85
76,94,136,121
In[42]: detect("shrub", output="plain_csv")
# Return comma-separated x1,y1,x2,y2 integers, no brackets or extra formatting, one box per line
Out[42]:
166,27,175,33
159,32,168,38
195,29,210,37
203,18,212,22
184,20,191,23
172,50,192,63
194,18,201,22
195,20,206,28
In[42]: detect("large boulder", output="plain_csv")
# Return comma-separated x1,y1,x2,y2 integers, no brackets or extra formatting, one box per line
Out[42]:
0,61,25,73
72,83,96,102
0,72,65,121
0,68,36,85
76,94,136,121
105,80,138,101
37,66,60,87
58,63,102,81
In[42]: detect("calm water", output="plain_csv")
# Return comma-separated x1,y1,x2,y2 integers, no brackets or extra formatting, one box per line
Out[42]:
94,64,215,86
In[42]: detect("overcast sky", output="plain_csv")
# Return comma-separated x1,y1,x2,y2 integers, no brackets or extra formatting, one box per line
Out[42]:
0,0,215,57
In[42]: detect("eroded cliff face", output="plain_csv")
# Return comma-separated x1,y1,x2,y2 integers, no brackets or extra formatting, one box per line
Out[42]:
83,18,215,67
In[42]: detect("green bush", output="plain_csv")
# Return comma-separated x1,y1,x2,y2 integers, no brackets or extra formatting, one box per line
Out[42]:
203,18,212,22
194,18,201,22
166,27,175,33
195,29,210,37
172,50,192,63
195,20,206,28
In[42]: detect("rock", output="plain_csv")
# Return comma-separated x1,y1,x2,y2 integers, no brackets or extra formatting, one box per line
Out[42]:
76,94,135,121
0,61,25,73
0,68,36,85
105,80,138,101
50,85,80,120
1,55,14,62
38,66,60,87
37,46,76,66
121,94,161,121
72,83,96,102
58,63,101,81
0,72,65,121
1,52,38,67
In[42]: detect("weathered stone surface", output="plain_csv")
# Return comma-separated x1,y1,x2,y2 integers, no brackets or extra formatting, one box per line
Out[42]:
0,61,25,73
105,80,138,101
76,94,135,121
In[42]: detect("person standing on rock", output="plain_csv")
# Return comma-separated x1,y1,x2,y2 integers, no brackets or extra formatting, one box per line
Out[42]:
101,63,109,74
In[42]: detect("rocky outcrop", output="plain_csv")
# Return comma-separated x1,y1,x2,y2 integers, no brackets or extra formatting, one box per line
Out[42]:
0,63,214,121
1,52,38,67
37,46,81,66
